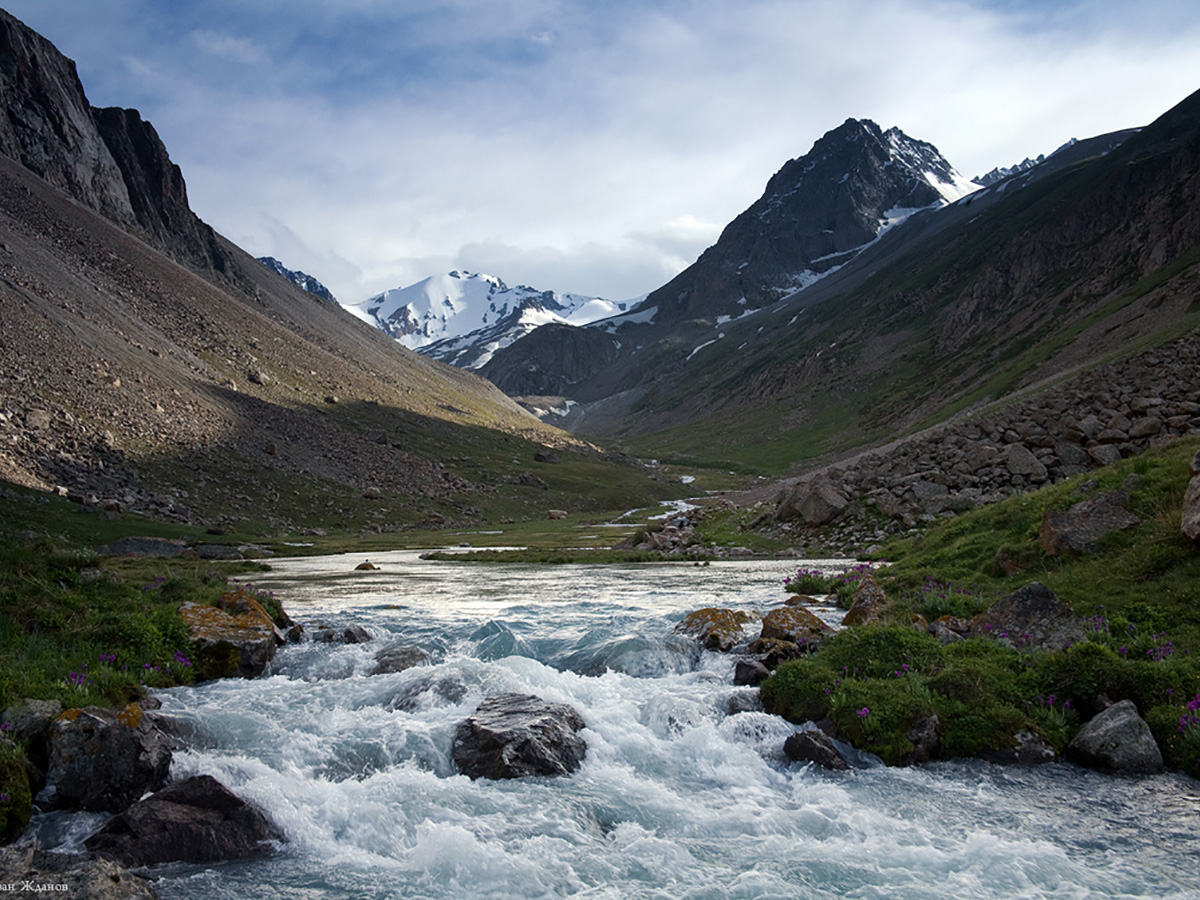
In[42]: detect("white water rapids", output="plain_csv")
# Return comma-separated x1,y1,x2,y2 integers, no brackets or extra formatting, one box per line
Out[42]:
34,549,1200,898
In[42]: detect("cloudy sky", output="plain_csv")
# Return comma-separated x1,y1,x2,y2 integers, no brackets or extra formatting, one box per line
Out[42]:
4,1,1199,304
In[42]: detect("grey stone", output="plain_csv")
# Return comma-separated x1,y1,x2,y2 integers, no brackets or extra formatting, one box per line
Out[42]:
452,694,587,780
1039,490,1139,555
1067,700,1163,774
0,846,157,900
1004,444,1047,481
783,729,850,770
966,582,1086,650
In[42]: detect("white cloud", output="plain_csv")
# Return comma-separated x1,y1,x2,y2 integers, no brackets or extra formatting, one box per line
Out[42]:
3,0,1199,305
192,30,265,66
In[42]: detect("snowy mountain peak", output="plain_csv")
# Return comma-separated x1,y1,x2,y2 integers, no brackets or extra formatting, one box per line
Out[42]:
343,272,632,369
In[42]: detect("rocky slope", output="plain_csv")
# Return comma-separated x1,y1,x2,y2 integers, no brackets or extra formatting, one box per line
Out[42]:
257,256,337,304
497,88,1200,477
0,9,608,532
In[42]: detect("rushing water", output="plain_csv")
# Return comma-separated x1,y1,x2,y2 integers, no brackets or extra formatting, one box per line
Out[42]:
35,549,1200,899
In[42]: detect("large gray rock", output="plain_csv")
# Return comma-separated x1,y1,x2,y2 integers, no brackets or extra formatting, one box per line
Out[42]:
1067,700,1163,774
775,480,849,525
1039,489,1139,555
43,704,174,812
85,774,282,866
1005,444,1048,481
966,582,1086,650
178,596,283,680
452,694,587,780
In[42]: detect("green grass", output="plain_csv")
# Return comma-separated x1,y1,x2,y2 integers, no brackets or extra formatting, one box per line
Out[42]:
761,434,1200,772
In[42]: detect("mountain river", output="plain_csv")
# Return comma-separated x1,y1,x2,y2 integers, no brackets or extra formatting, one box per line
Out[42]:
33,547,1200,898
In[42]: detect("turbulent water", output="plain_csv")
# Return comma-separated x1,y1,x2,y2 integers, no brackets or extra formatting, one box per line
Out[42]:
35,549,1200,899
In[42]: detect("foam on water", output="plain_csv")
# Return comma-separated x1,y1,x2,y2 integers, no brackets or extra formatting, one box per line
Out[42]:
32,553,1200,899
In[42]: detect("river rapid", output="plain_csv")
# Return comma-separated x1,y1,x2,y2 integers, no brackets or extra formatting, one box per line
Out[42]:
37,549,1200,899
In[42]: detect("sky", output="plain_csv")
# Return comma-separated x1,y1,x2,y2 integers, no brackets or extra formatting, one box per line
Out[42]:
3,1,1199,304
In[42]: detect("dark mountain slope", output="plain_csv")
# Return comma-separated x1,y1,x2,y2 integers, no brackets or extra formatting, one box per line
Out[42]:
607,87,1200,471
0,9,667,531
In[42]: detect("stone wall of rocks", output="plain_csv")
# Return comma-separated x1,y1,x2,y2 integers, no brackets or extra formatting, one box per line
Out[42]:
772,331,1200,550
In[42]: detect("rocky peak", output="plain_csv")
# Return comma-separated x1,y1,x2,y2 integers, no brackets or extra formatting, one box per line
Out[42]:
257,256,338,304
638,117,972,324
0,9,235,279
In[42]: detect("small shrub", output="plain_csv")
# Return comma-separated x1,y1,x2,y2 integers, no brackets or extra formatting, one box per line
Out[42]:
760,659,836,723
827,678,937,765
817,625,944,679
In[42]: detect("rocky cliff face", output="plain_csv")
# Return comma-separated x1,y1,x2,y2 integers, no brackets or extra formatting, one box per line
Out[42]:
0,9,236,280
479,323,620,396
0,9,133,225
639,118,972,325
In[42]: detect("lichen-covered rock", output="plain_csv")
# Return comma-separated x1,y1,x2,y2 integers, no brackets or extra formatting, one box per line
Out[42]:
841,577,889,627
1067,700,1163,774
675,608,759,652
179,595,283,680
966,582,1087,650
1039,490,1139,555
452,694,587,780
85,774,282,866
42,703,173,812
759,607,830,645
783,729,849,770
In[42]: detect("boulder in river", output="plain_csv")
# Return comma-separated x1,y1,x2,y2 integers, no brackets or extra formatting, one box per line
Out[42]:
85,774,282,866
675,608,758,652
1066,699,1163,775
759,607,830,645
783,729,850,770
42,703,174,813
179,593,284,680
452,693,587,780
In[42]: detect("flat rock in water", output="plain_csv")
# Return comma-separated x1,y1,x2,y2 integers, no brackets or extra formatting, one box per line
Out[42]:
1067,699,1163,774
85,774,282,866
452,693,587,780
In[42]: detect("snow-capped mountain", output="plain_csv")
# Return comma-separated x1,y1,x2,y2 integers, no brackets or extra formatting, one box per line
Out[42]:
344,271,631,369
257,256,338,304
627,118,978,325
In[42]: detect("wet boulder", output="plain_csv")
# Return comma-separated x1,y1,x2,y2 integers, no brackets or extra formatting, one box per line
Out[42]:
42,703,173,812
1066,700,1163,775
452,693,587,780
733,659,771,686
312,625,373,645
370,644,432,676
783,729,850,770
85,774,282,866
675,608,759,652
